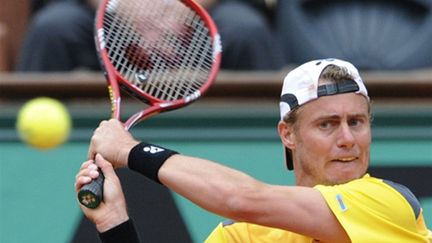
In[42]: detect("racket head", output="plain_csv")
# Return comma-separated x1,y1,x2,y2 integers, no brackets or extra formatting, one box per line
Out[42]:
94,0,222,127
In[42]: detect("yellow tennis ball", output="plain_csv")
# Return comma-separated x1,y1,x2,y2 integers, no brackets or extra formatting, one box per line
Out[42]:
16,97,72,150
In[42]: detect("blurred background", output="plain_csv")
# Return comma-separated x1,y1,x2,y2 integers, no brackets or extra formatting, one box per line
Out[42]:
1,0,431,242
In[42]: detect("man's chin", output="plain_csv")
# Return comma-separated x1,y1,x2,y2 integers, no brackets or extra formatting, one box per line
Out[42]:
325,173,365,186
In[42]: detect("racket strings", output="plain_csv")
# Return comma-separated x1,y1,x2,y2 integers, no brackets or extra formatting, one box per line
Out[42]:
102,0,214,101
140,9,213,100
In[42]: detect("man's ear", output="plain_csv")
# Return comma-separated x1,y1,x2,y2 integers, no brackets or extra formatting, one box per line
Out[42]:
278,121,295,150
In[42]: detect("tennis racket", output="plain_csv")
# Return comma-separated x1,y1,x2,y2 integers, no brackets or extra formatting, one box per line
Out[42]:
78,0,222,209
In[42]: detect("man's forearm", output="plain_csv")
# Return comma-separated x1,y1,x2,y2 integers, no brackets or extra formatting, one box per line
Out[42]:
157,154,265,220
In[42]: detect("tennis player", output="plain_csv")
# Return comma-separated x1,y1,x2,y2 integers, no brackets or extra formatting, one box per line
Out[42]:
75,58,432,242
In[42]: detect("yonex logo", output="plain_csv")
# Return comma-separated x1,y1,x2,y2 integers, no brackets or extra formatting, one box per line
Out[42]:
143,146,165,154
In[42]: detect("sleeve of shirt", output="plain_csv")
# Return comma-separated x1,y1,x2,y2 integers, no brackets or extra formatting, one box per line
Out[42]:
315,175,429,242
98,219,141,243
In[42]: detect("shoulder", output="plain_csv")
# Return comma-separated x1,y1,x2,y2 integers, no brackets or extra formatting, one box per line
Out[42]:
315,174,422,222
353,175,421,218
380,178,421,218
33,0,93,26
313,175,432,241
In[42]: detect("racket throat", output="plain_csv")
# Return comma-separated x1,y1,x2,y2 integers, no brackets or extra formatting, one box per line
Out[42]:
119,83,151,105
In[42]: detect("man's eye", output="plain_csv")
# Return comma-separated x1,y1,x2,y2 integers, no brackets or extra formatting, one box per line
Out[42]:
319,121,331,129
349,119,360,126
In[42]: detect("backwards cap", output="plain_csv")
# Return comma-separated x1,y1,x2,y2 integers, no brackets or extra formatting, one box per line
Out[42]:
279,58,369,170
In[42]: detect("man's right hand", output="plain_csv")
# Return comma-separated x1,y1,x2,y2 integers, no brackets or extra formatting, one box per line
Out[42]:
88,119,140,169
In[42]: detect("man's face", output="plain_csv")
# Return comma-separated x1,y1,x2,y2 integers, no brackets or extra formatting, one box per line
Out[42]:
283,93,371,186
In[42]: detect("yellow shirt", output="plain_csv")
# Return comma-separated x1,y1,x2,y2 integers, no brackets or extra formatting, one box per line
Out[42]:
205,174,432,243
206,221,314,243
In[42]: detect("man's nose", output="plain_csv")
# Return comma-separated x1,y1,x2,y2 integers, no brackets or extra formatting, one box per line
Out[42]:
336,123,355,148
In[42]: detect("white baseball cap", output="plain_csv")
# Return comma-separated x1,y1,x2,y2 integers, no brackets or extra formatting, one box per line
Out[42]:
279,58,369,170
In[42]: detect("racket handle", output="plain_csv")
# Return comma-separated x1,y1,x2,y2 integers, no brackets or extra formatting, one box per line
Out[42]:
78,170,104,209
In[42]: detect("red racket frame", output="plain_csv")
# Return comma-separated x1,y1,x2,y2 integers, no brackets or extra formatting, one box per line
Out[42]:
95,0,222,129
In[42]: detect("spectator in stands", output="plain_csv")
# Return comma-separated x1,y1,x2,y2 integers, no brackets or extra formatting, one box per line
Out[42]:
275,1,432,70
15,0,285,71
18,0,432,72
16,0,99,72
207,0,285,70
